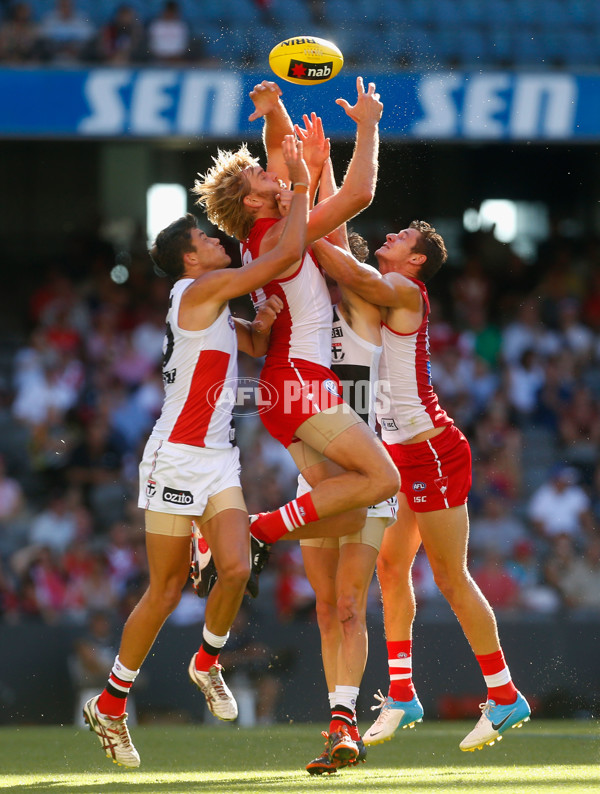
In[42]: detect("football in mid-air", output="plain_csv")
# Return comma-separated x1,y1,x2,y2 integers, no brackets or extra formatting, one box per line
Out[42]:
268,36,343,85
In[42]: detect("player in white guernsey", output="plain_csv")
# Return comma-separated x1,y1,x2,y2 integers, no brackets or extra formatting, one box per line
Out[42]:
192,79,399,561
298,224,397,774
314,223,531,754
83,136,311,769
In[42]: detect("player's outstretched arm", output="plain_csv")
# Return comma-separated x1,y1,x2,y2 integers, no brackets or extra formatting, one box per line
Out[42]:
305,77,383,245
249,80,294,180
313,238,420,309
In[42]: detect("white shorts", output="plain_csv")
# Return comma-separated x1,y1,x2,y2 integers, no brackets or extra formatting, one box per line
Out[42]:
296,474,398,524
138,437,241,517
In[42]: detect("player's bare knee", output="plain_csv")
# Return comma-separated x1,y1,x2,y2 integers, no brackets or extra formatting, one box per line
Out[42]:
336,590,361,624
217,558,251,589
365,458,399,503
315,600,337,634
150,583,183,615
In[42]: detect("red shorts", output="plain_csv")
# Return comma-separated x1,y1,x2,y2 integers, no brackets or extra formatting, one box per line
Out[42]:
384,424,472,512
259,359,345,448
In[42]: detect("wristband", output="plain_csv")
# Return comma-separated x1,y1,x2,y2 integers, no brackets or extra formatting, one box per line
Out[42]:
293,183,309,193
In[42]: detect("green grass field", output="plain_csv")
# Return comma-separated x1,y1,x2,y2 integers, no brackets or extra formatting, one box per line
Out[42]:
0,721,598,794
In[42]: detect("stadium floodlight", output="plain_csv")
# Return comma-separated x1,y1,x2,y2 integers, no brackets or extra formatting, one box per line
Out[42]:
147,183,187,246
479,199,517,243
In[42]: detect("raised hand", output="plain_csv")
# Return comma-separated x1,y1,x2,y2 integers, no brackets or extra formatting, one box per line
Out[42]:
248,80,283,122
293,112,330,174
282,134,310,188
335,76,383,126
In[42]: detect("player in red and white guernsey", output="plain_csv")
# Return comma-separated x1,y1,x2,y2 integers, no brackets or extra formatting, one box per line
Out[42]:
83,136,310,769
313,222,531,754
193,78,398,560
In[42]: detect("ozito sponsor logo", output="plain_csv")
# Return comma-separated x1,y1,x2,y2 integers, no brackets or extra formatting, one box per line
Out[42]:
162,487,193,505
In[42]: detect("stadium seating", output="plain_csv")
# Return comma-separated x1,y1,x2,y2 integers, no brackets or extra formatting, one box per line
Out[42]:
3,0,600,69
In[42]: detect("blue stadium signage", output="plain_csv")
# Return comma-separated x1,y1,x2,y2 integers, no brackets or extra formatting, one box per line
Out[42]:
0,68,598,141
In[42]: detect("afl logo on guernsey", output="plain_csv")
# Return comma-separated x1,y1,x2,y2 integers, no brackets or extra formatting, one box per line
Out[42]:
323,379,339,395
228,315,235,330
412,481,427,491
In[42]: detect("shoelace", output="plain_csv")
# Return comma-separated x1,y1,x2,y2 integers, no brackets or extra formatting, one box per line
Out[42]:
109,716,134,749
479,700,496,718
370,689,389,713
209,668,231,700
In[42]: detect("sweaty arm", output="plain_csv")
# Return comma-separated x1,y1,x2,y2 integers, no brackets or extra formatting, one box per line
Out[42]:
248,81,294,178
304,77,383,244
313,239,422,312
256,77,383,260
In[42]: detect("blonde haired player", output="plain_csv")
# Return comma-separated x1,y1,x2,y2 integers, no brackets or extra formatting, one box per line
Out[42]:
193,78,399,589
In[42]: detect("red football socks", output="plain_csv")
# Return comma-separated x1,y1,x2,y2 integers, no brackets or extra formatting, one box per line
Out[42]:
387,640,416,702
250,492,319,544
476,649,518,705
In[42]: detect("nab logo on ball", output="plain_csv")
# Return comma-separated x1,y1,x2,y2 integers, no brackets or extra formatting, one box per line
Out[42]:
288,58,333,83
269,36,343,85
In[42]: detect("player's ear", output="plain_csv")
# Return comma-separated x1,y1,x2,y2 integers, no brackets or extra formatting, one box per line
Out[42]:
243,193,262,209
410,252,427,267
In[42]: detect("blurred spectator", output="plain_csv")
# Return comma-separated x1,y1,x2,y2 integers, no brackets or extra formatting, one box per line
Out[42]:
167,580,206,626
0,454,27,557
146,0,190,64
66,418,127,528
12,358,81,430
545,535,600,611
0,557,19,622
500,298,560,365
0,455,24,525
469,494,528,560
555,297,595,360
273,544,316,622
27,489,86,555
104,520,141,598
505,349,546,419
0,1,41,62
39,0,95,62
535,350,577,431
464,356,499,413
508,540,560,614
96,3,145,64
472,549,521,610
528,465,594,544
459,306,502,370
12,545,68,623
558,385,600,477
70,550,120,615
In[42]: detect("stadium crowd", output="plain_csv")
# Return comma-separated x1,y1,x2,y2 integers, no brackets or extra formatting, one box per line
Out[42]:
0,213,599,635
2,0,600,70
